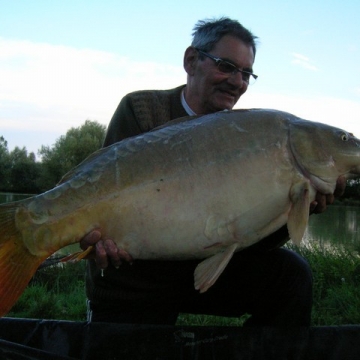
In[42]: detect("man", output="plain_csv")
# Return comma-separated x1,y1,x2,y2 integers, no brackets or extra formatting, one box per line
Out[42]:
81,17,345,326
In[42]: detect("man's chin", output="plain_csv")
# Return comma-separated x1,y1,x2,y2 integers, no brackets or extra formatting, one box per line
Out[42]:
215,94,237,110
215,101,235,112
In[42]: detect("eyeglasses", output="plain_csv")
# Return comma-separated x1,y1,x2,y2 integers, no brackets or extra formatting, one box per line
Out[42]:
196,48,258,85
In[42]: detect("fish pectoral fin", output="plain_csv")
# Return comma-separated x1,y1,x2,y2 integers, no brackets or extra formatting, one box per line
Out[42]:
60,246,94,263
194,244,238,293
288,181,311,246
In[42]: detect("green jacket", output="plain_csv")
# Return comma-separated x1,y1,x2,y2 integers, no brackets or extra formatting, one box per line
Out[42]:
103,85,188,146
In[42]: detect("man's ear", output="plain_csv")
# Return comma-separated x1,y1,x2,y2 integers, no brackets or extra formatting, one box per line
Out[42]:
183,46,198,75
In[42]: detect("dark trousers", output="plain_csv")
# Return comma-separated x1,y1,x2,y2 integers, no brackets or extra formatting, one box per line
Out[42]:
88,247,313,327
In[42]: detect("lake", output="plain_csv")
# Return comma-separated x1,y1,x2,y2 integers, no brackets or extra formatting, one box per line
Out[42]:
1,192,359,253
304,204,360,253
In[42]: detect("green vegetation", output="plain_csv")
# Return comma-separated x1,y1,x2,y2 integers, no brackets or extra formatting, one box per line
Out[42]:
298,244,360,326
7,244,360,326
38,120,106,190
0,120,106,194
8,261,87,321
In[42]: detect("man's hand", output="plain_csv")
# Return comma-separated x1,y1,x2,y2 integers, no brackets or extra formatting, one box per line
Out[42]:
80,230,133,269
310,176,346,214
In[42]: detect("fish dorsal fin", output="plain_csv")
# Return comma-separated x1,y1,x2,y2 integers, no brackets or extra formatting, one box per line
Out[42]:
194,244,238,293
288,181,311,246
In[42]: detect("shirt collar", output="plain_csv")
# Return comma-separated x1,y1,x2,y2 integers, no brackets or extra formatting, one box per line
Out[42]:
181,88,197,116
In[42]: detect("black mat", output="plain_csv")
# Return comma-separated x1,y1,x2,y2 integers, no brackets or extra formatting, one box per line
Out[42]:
1,318,360,359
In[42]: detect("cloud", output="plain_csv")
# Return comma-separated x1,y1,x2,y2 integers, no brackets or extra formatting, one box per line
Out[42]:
291,52,318,71
354,87,360,97
238,90,360,136
0,37,185,134
1,38,360,156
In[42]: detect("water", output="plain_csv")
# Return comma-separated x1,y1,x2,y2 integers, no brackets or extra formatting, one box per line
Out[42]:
1,193,359,252
304,205,360,252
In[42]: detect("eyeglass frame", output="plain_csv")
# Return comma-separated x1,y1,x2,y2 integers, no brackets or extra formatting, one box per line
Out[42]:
195,48,258,84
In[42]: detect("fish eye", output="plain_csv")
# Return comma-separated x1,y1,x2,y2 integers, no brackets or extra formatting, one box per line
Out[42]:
341,133,349,141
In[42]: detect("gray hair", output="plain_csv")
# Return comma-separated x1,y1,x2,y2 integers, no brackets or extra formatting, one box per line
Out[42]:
191,17,258,56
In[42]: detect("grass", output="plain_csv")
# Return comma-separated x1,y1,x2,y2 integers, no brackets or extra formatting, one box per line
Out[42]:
7,244,360,326
7,261,87,321
294,243,360,326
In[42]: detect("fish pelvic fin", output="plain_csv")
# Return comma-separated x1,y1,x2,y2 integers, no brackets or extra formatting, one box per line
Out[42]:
194,244,237,293
288,181,311,246
0,203,46,316
60,246,94,263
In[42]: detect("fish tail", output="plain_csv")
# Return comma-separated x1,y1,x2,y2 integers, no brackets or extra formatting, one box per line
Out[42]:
0,203,45,316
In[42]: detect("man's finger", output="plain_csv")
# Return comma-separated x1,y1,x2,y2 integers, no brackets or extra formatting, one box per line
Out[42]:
334,176,346,197
80,230,102,250
95,241,109,269
118,248,133,263
104,239,122,268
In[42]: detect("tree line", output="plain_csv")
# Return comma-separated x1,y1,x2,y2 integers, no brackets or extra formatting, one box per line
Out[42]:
1,118,360,202
0,120,106,194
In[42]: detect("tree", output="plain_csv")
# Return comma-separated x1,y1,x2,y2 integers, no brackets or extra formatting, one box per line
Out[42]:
0,136,10,191
38,120,106,190
7,146,40,193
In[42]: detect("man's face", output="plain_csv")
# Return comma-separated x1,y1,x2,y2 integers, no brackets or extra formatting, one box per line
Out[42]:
184,35,255,115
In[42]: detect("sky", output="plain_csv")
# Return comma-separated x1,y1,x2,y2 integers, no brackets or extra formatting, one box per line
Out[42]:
1,0,359,158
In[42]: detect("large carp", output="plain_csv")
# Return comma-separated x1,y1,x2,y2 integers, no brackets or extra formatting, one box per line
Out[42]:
1,109,360,316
